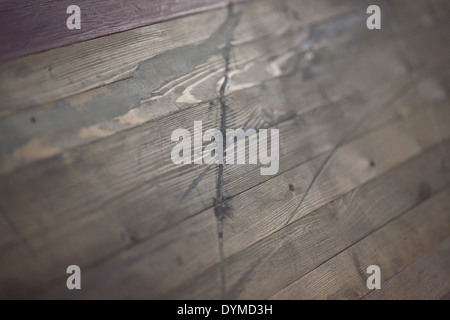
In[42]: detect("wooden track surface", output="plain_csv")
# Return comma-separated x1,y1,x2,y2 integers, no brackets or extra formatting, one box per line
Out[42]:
0,0,449,299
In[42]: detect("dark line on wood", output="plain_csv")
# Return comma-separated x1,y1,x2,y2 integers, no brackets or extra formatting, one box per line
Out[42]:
246,135,450,267
1,208,38,259
213,4,239,298
284,69,433,226
352,252,368,285
182,164,213,201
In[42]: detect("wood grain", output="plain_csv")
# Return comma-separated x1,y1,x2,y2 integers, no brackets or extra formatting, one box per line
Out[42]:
270,188,450,299
364,236,450,300
5,0,447,252
0,0,361,115
1,66,449,291
39,137,450,299
3,0,448,170
35,132,450,299
0,0,250,62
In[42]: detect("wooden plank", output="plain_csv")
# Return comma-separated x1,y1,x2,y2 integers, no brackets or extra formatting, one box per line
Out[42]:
0,0,365,173
270,188,450,299
0,0,361,116
0,0,249,62
1,5,449,173
167,142,450,300
0,0,388,177
1,0,448,174
1,67,448,251
1,52,450,298
364,236,450,300
3,0,448,252
0,91,396,297
37,134,450,299
2,0,445,64
0,0,449,299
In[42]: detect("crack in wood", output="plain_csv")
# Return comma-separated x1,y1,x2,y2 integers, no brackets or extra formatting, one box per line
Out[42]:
214,4,240,298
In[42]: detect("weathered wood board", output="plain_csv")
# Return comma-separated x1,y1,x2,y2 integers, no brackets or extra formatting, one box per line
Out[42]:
0,0,449,299
364,236,450,300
